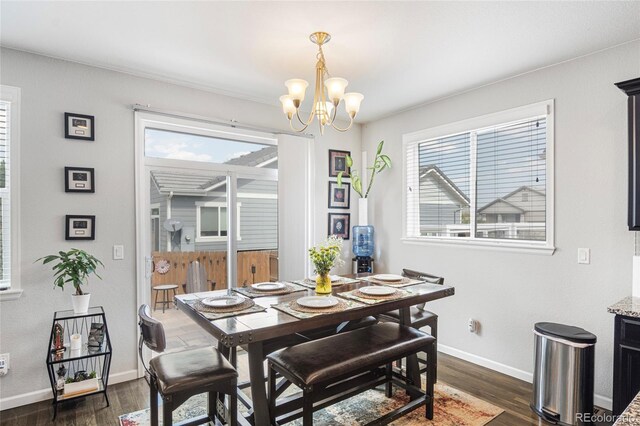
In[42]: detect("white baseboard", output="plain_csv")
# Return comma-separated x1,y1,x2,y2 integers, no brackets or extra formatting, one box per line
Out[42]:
0,369,138,411
438,344,612,411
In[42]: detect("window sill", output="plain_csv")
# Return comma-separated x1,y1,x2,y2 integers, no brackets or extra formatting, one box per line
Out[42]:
401,237,556,255
0,288,23,301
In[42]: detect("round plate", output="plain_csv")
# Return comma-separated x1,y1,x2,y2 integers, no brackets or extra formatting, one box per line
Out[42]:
359,286,396,296
297,296,339,309
201,295,245,308
251,282,286,291
374,274,404,282
311,275,342,282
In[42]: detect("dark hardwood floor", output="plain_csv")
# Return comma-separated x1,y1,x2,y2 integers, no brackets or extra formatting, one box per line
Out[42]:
1,352,565,426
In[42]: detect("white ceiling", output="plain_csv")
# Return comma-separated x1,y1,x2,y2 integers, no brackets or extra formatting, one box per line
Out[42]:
1,1,639,122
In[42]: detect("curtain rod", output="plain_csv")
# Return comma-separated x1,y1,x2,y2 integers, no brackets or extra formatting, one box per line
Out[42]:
131,104,314,139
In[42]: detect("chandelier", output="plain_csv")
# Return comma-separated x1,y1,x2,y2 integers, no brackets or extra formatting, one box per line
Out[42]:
279,32,364,135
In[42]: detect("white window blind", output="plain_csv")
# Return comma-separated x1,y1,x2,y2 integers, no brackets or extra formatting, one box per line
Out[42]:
403,100,553,252
0,101,11,289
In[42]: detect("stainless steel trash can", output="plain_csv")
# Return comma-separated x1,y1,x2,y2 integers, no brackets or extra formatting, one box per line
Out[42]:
531,322,597,426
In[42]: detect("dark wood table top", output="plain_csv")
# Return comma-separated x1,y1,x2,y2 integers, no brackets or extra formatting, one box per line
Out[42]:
175,273,455,347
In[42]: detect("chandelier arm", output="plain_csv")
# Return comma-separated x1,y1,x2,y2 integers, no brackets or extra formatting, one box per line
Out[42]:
330,116,354,132
296,108,315,126
288,117,310,133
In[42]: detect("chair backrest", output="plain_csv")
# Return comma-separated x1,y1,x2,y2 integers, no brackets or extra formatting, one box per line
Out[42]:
138,304,166,353
185,260,208,293
402,268,444,285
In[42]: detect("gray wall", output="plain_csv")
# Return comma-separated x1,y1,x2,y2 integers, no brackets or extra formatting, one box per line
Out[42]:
0,47,360,405
362,40,640,405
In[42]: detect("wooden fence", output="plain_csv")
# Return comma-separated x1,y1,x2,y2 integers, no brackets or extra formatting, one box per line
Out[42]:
151,250,278,294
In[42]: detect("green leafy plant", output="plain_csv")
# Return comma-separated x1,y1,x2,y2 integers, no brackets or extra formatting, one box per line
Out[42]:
36,249,104,296
337,140,391,198
308,236,344,276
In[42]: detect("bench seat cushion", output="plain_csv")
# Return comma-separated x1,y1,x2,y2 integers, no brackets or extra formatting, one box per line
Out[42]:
380,308,437,329
150,346,237,395
267,323,434,386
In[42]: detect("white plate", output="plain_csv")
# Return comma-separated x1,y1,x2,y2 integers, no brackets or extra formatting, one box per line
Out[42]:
201,295,245,308
252,282,286,291
297,296,339,309
359,286,397,296
311,275,342,282
374,274,404,282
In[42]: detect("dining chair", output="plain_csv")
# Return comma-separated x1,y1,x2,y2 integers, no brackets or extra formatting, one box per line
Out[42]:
182,260,215,293
378,268,444,382
138,305,237,426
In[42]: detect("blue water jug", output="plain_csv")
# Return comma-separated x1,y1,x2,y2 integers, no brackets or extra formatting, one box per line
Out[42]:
352,226,374,257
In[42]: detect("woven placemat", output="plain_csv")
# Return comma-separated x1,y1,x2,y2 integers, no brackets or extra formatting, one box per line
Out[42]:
234,283,306,298
352,289,405,300
337,289,413,305
195,297,255,313
292,278,357,289
289,298,350,314
361,277,424,288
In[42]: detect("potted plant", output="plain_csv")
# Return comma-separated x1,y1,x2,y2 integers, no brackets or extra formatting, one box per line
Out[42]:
337,140,391,225
308,236,344,294
37,248,104,314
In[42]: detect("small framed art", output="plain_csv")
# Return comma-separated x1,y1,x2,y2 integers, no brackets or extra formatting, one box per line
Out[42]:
65,215,96,240
328,181,350,209
65,167,95,193
329,149,351,177
328,212,350,240
64,113,95,141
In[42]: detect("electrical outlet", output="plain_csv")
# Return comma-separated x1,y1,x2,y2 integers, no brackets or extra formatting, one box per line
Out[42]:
0,353,10,376
578,248,590,264
468,318,478,334
113,245,124,260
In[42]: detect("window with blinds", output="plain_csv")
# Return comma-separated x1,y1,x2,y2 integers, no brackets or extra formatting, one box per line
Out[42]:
0,101,11,288
403,100,554,251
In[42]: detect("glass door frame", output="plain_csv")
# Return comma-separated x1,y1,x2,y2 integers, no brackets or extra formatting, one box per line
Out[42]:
134,111,277,377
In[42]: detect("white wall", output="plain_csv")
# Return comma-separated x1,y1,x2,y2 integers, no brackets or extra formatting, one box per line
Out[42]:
362,40,640,406
0,47,360,406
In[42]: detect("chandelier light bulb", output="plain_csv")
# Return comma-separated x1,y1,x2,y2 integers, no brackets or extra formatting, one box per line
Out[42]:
284,79,309,106
324,77,348,104
343,92,364,117
279,95,296,118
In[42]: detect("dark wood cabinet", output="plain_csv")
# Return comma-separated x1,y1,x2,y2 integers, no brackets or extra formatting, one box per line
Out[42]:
616,77,640,230
613,314,640,415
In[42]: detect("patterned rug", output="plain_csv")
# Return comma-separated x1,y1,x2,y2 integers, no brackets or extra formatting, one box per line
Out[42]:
118,382,503,425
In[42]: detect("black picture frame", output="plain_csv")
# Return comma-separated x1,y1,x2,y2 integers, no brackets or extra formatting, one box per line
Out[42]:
328,213,350,240
64,113,95,141
64,167,95,193
65,215,96,240
329,149,351,177
328,181,350,209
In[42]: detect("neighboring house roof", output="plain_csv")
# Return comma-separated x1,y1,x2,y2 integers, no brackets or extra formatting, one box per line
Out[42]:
419,165,470,205
151,146,277,195
477,185,545,213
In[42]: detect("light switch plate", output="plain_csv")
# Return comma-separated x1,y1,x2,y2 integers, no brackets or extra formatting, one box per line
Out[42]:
578,248,590,264
113,245,124,260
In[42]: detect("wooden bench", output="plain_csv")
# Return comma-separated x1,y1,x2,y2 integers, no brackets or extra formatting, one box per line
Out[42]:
267,322,435,425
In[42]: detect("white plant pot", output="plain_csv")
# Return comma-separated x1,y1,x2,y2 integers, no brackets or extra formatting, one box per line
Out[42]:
71,293,91,314
359,198,368,226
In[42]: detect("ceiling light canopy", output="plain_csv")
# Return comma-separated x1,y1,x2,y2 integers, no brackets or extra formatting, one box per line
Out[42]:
280,32,363,135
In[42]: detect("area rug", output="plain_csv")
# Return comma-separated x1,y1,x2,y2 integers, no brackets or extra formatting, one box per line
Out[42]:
118,382,503,425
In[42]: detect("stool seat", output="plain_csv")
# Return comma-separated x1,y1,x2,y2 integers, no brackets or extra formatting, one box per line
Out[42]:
153,284,178,290
268,322,434,386
380,308,437,329
150,346,237,395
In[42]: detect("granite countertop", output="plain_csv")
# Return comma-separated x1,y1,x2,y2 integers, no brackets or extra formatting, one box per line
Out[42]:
608,296,640,318
613,391,640,425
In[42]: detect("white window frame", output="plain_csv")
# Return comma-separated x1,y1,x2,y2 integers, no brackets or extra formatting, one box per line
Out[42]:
402,100,555,255
0,86,22,300
150,203,160,252
195,201,242,242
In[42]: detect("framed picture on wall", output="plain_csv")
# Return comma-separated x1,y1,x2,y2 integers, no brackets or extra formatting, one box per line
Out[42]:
64,167,95,193
328,212,350,240
328,181,350,209
65,215,96,240
329,149,351,177
64,113,95,141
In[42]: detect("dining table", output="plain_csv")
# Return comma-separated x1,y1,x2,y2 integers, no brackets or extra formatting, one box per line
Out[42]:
175,272,455,426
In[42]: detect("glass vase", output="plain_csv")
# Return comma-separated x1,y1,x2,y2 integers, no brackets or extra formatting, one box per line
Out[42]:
315,274,332,294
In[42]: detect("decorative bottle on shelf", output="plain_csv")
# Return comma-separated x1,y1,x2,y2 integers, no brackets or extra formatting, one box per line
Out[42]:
56,365,67,392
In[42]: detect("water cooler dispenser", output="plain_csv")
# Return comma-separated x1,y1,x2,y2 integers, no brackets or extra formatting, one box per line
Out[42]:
352,226,374,273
